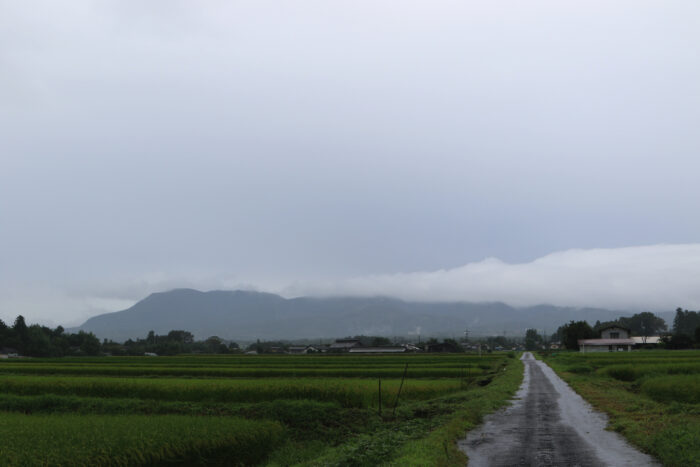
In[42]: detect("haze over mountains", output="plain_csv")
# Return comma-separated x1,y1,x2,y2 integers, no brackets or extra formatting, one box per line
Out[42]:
72,289,666,342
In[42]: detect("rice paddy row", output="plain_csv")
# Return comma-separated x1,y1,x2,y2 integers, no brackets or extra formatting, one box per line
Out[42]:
0,352,520,465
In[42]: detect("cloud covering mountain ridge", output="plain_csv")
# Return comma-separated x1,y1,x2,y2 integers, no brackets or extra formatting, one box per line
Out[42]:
288,243,700,311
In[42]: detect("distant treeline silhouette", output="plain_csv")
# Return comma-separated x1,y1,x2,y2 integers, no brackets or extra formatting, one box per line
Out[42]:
0,316,238,357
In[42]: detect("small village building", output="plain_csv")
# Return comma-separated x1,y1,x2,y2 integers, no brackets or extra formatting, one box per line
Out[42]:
0,348,20,359
329,339,362,352
287,345,320,354
631,336,661,345
403,343,422,352
578,325,635,352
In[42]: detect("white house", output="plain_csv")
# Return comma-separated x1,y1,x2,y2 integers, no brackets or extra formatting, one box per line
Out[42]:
287,345,320,354
631,336,661,345
578,325,635,353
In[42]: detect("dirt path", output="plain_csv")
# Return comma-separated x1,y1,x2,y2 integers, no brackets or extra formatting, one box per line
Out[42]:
459,352,658,466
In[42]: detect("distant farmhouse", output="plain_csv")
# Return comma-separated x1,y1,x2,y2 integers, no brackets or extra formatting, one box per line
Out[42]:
328,339,362,352
0,348,20,359
349,346,407,354
325,339,422,354
578,325,635,352
286,345,321,354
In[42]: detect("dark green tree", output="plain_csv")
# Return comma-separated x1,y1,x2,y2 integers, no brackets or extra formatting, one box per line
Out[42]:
618,312,666,337
370,336,392,346
25,326,52,357
441,338,463,353
557,321,596,350
79,331,101,356
524,329,542,351
673,308,700,337
13,315,28,343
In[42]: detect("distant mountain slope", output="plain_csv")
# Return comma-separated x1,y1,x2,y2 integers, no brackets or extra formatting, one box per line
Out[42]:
71,289,646,342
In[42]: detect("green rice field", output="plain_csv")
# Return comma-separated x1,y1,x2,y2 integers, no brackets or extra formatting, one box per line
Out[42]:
0,353,523,466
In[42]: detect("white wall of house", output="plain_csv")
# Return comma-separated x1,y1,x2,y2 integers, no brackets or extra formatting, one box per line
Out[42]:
600,327,629,339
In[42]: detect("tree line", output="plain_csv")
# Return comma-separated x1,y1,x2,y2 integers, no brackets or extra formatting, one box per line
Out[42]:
0,316,101,357
0,316,240,357
554,309,700,350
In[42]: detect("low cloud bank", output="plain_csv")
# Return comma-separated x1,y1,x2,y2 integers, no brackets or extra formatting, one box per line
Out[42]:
288,244,700,311
4,244,698,327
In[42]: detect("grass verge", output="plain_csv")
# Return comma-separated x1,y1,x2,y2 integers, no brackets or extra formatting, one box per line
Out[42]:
542,353,700,467
280,355,524,466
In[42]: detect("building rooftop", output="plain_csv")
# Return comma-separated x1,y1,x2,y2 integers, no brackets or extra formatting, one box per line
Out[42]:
348,346,406,353
578,338,635,345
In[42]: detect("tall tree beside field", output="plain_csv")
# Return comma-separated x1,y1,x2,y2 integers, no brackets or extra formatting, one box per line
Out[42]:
13,315,28,344
557,321,596,351
672,308,700,337
618,312,667,337
525,329,542,351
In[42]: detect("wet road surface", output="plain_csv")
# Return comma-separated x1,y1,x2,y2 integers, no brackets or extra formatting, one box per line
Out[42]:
459,352,658,466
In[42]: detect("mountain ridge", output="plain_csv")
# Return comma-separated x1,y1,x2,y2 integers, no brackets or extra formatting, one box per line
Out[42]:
70,288,662,342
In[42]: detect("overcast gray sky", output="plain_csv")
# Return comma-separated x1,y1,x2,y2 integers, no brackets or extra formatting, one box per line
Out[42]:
2,1,700,326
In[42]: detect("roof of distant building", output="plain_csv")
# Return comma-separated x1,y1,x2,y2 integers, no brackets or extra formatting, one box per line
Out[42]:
578,338,635,345
329,339,361,349
348,346,407,353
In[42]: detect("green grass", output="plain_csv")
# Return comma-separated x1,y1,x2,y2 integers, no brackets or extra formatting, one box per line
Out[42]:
291,356,524,467
543,351,700,467
388,356,524,466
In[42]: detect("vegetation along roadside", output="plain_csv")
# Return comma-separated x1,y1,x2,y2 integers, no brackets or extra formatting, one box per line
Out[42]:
541,350,700,467
0,352,523,466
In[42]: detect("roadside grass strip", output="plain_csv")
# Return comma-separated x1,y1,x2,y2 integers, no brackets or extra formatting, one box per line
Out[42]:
543,351,700,467
0,414,284,466
298,355,524,467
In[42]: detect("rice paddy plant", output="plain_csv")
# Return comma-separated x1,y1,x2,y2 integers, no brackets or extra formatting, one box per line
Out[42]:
0,413,284,466
0,375,462,408
4,354,505,367
599,362,700,381
0,364,485,379
640,375,700,404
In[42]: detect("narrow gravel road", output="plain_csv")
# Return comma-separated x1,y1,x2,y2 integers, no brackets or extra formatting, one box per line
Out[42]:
459,352,658,466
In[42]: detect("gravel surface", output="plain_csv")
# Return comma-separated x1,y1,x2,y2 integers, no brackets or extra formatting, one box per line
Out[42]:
459,352,659,466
